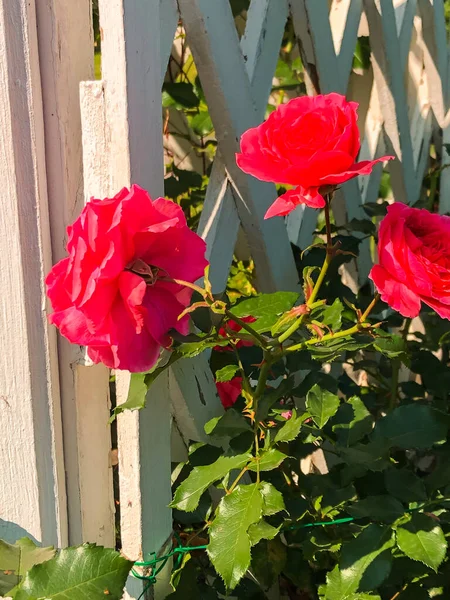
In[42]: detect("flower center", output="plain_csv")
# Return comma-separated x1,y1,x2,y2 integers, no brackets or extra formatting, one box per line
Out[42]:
125,258,160,285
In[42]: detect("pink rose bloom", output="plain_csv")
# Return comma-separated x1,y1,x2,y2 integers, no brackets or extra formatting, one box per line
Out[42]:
46,185,208,372
213,316,257,352
370,203,450,319
236,93,394,219
216,377,243,409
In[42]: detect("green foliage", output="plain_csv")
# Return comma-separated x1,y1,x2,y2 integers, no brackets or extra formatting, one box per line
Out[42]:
171,454,250,512
0,543,131,600
0,538,55,594
207,484,263,590
306,384,340,428
396,513,447,572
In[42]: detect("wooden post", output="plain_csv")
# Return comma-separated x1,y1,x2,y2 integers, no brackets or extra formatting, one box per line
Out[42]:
98,1,172,596
0,0,67,547
35,0,115,546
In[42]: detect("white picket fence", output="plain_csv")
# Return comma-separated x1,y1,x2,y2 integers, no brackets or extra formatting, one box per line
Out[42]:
1,0,450,597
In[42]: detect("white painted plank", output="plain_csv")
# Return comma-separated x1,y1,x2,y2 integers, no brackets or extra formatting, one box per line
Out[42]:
35,0,103,546
170,358,223,444
0,0,67,546
76,81,116,547
179,0,299,293
160,0,179,86
364,0,417,203
98,2,174,596
242,0,289,120
302,0,341,93
197,161,240,294
117,372,173,600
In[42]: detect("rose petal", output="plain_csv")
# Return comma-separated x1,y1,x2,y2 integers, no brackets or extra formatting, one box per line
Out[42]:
264,186,325,219
320,155,395,185
370,264,421,318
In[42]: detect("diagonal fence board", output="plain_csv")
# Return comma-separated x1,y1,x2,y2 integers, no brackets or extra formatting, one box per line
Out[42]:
179,0,299,293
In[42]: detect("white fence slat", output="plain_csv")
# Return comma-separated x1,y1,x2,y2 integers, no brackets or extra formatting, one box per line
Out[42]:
76,81,116,547
364,0,417,203
179,0,299,293
197,162,240,294
243,0,289,120
0,0,67,547
36,0,114,546
117,372,173,600
98,1,172,595
160,0,179,85
170,358,223,444
302,0,342,93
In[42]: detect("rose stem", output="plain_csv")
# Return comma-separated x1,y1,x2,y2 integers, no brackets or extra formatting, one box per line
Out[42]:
277,194,335,345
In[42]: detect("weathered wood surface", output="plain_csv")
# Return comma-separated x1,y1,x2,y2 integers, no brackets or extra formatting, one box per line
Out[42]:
0,0,67,547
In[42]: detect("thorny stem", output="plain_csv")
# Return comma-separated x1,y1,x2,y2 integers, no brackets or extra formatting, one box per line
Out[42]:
389,317,411,412
232,343,252,397
389,359,400,412
228,352,272,493
324,194,333,254
277,194,335,345
390,584,408,600
225,309,268,349
282,321,373,355
227,466,249,495
360,293,380,322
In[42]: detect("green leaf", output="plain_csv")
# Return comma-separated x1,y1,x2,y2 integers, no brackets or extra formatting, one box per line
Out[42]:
322,298,344,331
248,521,279,546
372,404,448,449
373,335,407,360
110,351,182,421
347,496,405,522
15,544,132,600
259,482,285,516
189,111,214,136
248,449,288,472
325,525,394,599
347,218,376,235
110,372,147,421
207,484,263,591
274,409,303,443
256,378,295,422
178,339,228,358
353,36,371,70
166,559,218,599
162,82,200,109
308,335,373,363
396,513,447,571
0,538,55,594
337,440,391,472
204,410,252,438
171,453,250,512
306,384,340,428
250,538,286,590
385,468,427,503
333,397,373,446
362,201,388,217
215,364,239,383
232,292,299,333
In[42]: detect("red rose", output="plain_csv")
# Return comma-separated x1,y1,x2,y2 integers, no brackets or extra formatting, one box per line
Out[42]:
236,93,394,219
214,316,256,352
46,185,208,372
370,203,450,319
216,377,243,409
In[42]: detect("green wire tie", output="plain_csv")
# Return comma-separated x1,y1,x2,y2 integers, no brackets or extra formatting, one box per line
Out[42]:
131,515,356,594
